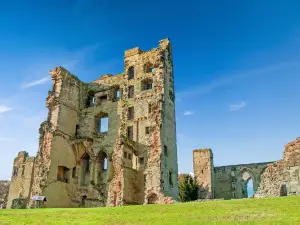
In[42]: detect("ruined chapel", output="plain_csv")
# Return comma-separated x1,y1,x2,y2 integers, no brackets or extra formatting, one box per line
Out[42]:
7,39,178,208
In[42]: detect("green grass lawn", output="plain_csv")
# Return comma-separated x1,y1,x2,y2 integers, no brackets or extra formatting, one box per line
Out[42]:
0,196,300,225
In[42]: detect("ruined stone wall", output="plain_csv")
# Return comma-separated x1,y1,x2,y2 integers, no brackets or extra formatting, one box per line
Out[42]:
0,180,10,207
6,152,35,208
255,137,300,197
29,67,85,208
193,149,214,199
160,40,178,199
94,39,178,205
192,148,274,200
8,39,177,208
214,162,272,200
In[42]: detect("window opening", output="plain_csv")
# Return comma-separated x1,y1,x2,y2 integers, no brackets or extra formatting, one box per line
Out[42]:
127,126,133,140
128,107,134,120
128,67,134,80
141,79,153,91
145,127,150,135
128,86,134,98
57,166,70,183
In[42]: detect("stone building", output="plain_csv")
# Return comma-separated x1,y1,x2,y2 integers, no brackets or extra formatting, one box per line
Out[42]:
6,38,178,208
193,137,300,200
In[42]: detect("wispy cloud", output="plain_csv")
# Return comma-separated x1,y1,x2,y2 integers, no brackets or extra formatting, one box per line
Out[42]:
22,77,50,88
183,111,195,116
0,105,12,113
229,101,246,111
177,61,300,99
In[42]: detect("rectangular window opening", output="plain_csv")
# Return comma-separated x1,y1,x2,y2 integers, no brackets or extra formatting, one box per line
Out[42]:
116,89,120,99
145,127,150,135
128,86,134,98
57,166,70,183
169,171,173,186
128,153,132,160
13,167,18,176
99,95,107,102
139,157,144,165
100,117,108,132
127,126,133,140
124,152,128,158
75,125,79,136
164,145,168,156
128,107,134,120
21,165,25,176
72,167,76,179
148,104,152,114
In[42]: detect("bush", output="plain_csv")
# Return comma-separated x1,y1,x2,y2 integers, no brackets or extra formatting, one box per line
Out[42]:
178,174,198,202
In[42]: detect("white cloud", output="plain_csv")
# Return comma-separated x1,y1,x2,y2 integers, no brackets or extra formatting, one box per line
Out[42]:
22,76,50,88
229,101,246,111
183,111,194,116
0,105,12,113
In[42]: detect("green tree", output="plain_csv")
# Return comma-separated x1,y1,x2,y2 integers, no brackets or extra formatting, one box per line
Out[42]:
179,174,198,202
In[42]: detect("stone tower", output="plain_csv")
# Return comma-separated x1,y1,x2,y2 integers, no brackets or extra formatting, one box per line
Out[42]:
6,152,35,208
7,38,178,208
193,149,214,199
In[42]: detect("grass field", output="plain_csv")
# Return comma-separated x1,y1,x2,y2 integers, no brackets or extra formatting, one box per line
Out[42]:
0,196,300,225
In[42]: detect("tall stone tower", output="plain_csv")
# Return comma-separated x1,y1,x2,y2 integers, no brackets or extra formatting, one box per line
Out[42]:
193,149,214,199
7,38,178,208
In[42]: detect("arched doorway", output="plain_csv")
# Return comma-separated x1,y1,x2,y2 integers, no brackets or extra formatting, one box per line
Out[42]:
247,178,254,198
147,193,158,204
280,184,288,196
237,169,255,198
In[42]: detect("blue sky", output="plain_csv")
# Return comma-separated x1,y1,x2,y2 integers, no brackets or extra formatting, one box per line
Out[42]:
1,0,300,180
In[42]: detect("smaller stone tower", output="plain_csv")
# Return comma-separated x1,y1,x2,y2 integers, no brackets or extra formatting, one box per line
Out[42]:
193,149,214,199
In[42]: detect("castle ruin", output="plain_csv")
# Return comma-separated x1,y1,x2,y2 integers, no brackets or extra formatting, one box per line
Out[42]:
7,38,178,208
193,137,300,200
6,38,300,208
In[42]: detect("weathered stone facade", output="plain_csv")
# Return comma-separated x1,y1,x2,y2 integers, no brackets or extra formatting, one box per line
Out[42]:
193,138,300,200
7,39,178,208
255,137,300,197
6,152,35,208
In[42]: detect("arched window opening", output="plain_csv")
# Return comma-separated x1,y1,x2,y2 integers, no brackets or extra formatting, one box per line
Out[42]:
240,170,254,198
128,66,134,80
246,178,254,198
141,78,153,91
81,153,90,186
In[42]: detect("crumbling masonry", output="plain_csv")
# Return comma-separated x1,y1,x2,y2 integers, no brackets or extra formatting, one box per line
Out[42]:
7,39,178,208
193,137,300,200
